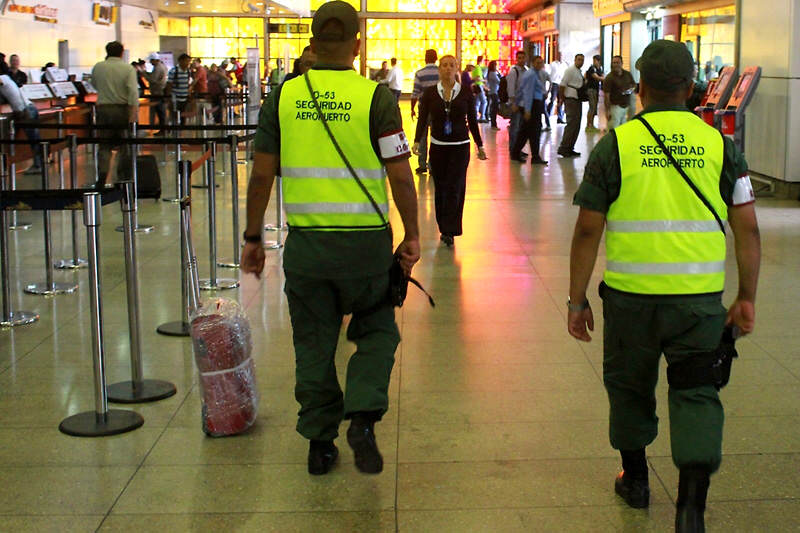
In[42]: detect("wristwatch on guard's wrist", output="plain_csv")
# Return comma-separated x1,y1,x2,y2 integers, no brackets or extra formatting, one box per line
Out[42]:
567,298,590,312
243,231,262,244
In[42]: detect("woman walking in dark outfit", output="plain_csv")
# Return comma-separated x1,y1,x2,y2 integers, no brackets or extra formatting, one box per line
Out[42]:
413,55,486,247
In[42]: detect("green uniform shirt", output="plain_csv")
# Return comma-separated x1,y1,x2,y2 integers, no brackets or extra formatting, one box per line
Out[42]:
574,104,750,300
254,64,409,279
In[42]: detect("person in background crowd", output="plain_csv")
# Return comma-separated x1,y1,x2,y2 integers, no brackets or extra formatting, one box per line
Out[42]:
603,55,636,131
230,56,244,84
166,53,192,121
547,52,567,123
410,48,439,175
132,60,148,96
557,53,585,158
472,56,488,122
269,58,286,89
385,57,403,102
585,54,604,132
486,60,501,130
460,63,473,90
241,0,420,477
413,54,486,248
191,58,208,96
506,50,528,159
91,41,138,186
372,60,389,84
8,54,27,87
40,62,55,83
569,39,760,533
0,73,43,174
144,53,168,134
0,53,8,76
207,63,231,123
511,55,547,165
284,46,316,83
537,58,552,132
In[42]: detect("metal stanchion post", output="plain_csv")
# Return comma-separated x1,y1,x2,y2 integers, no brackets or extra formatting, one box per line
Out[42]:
56,111,65,188
263,175,286,249
107,182,177,403
192,112,210,189
157,160,192,337
24,143,78,296
7,119,32,231
0,153,39,327
163,111,183,202
160,101,170,166
199,143,238,291
115,123,153,233
217,134,241,269
59,192,144,437
54,135,88,270
91,105,100,183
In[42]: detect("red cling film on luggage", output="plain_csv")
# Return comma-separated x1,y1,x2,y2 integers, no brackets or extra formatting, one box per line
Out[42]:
190,298,259,437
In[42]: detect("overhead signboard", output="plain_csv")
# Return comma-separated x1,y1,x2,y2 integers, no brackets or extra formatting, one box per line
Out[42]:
268,23,309,34
8,2,58,23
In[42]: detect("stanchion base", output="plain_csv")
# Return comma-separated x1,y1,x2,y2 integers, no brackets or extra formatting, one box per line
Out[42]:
107,379,178,404
54,258,88,270
263,241,283,250
199,278,240,291
156,320,191,337
24,282,78,295
264,224,288,232
162,197,182,203
9,222,33,231
59,409,144,437
216,261,240,269
114,224,155,233
0,310,40,328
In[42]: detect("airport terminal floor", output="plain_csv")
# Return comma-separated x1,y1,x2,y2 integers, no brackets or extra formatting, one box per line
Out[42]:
1,104,799,532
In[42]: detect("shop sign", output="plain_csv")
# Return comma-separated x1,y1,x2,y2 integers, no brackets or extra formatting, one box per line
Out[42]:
268,22,309,34
92,3,117,25
138,10,157,31
540,8,556,32
8,3,58,23
593,0,625,18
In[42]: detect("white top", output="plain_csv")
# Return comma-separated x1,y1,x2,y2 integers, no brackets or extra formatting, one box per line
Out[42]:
560,65,584,99
548,61,567,84
506,65,527,101
0,74,31,112
386,66,403,91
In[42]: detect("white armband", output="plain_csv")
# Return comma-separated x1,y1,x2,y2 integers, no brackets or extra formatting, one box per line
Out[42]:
732,174,755,205
378,129,410,160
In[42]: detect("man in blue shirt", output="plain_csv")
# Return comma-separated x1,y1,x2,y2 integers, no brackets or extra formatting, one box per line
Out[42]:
510,55,547,165
410,49,439,175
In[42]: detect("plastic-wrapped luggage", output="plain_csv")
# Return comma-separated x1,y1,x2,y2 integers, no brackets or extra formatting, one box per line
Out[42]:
190,298,258,437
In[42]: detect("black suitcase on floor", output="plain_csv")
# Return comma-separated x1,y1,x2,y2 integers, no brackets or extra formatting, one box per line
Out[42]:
136,155,161,199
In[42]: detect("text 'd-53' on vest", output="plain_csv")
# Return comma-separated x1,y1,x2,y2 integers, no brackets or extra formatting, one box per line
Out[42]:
278,69,388,230
606,111,727,295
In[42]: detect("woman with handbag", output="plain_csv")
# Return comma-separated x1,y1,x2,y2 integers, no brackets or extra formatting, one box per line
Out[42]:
413,55,487,247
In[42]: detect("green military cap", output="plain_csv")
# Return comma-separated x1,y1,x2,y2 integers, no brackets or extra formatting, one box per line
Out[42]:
635,39,695,91
312,1,360,42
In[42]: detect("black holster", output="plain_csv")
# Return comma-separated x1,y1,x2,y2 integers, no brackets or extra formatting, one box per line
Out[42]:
667,326,738,391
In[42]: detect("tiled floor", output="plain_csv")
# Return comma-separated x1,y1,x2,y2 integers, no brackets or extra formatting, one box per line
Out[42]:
1,104,799,532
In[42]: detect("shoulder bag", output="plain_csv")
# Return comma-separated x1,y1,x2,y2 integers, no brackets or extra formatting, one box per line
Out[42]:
303,72,434,308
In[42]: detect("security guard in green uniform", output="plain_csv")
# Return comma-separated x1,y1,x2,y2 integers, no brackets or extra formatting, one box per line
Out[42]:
240,1,420,476
567,40,761,532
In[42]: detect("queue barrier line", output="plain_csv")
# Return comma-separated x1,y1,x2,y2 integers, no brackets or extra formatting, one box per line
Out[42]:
12,122,258,131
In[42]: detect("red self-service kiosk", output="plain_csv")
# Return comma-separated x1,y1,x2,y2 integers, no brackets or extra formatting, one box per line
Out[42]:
695,66,738,126
714,66,761,152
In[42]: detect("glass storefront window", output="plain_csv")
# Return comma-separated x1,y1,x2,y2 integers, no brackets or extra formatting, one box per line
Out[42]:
190,17,266,79
159,17,189,37
681,6,736,81
267,17,312,77
311,0,358,9
461,20,522,75
365,19,457,92
367,0,457,13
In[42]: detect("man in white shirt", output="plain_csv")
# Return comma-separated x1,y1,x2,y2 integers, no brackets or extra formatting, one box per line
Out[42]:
0,74,42,173
547,53,567,123
506,50,528,157
386,57,403,102
557,53,585,158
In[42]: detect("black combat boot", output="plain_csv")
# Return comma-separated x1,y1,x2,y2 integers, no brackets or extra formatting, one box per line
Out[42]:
347,411,383,474
308,439,338,475
675,466,710,533
615,448,650,508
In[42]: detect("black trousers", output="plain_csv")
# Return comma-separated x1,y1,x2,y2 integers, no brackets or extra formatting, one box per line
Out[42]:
511,99,544,159
488,93,499,127
429,143,470,237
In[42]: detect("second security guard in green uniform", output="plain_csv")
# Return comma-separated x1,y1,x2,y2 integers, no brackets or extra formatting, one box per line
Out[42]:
241,1,420,475
567,40,761,532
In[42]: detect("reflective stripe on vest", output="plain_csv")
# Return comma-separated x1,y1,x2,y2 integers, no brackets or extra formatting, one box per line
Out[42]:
278,70,388,230
605,111,728,295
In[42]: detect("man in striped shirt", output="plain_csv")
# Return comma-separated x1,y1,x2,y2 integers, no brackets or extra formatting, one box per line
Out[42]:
166,53,192,122
410,49,439,175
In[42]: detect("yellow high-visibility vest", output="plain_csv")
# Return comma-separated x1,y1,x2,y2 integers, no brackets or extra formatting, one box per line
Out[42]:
278,69,389,230
605,111,727,294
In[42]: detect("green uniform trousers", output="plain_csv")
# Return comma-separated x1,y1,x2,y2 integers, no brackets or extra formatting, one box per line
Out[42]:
284,270,400,442
600,282,726,472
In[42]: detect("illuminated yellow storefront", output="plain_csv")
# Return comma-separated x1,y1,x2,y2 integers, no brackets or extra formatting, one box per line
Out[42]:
176,0,520,93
